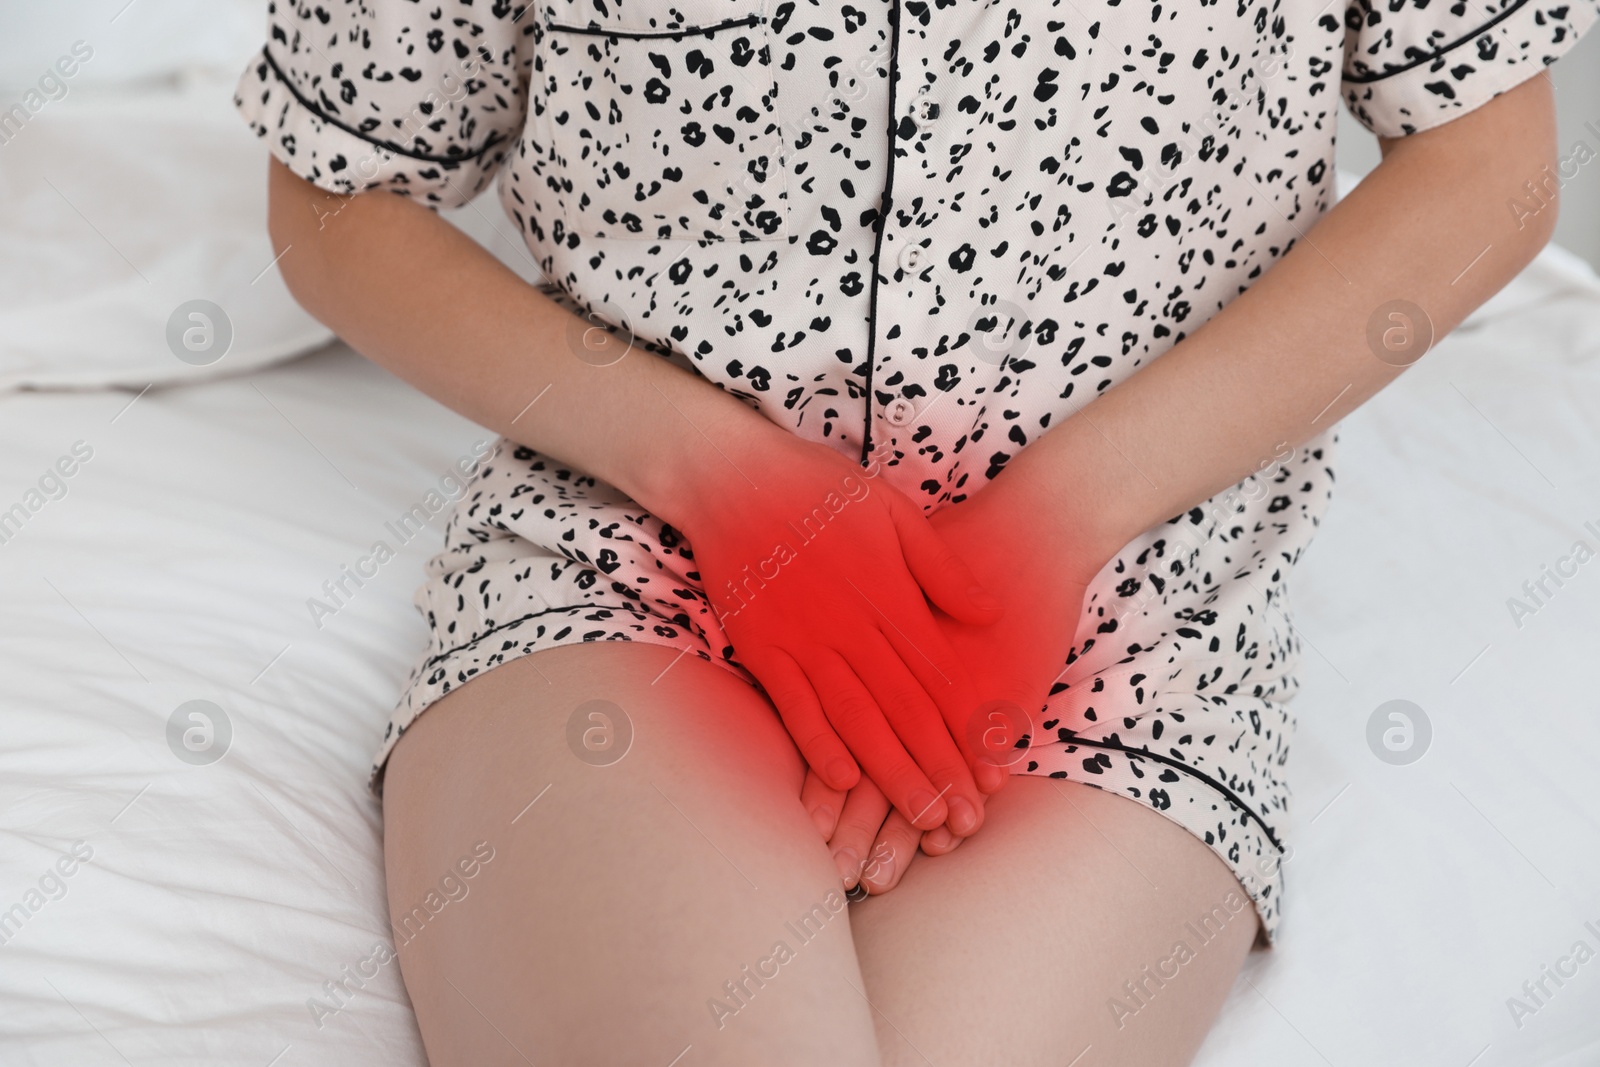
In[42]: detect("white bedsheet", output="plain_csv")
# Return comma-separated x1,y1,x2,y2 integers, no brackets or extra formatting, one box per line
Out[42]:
2,238,1599,1065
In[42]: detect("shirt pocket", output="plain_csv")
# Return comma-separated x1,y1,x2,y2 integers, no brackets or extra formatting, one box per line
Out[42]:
539,0,790,242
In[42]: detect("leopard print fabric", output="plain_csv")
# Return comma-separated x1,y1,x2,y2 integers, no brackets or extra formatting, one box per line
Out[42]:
237,0,1598,941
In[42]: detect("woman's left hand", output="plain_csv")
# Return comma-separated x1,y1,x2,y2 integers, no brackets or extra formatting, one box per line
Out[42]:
801,470,1111,894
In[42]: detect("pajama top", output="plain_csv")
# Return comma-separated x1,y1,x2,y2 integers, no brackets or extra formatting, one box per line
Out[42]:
236,0,1599,940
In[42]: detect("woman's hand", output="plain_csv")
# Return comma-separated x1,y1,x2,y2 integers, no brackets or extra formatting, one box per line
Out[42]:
677,427,1009,836
799,470,1109,891
803,769,927,894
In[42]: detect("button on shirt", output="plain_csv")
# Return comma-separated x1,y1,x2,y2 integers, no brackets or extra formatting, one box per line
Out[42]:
884,396,917,427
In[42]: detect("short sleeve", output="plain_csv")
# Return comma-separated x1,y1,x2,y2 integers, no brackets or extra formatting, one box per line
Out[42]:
234,0,535,208
1340,0,1600,138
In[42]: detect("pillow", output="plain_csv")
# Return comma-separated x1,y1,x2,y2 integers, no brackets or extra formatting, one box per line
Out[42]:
0,71,336,392
0,67,546,395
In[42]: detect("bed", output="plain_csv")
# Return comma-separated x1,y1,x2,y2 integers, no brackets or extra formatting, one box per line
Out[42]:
3,150,1600,1063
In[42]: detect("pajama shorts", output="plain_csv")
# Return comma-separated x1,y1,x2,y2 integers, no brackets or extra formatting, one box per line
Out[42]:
373,288,1330,945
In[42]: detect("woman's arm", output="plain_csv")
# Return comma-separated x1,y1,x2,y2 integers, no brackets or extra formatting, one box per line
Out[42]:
266,157,769,532
998,72,1562,572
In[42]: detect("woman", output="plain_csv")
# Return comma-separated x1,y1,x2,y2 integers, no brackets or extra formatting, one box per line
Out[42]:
237,0,1594,1062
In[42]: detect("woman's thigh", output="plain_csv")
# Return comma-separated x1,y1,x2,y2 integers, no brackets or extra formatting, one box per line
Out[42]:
850,776,1259,1067
380,641,881,1067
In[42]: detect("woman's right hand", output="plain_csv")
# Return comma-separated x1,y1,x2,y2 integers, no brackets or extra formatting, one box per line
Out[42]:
673,427,1008,837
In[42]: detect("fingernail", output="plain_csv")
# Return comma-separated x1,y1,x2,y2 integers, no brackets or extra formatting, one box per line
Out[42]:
947,796,977,836
809,804,835,837
925,826,954,851
864,851,896,890
969,585,1002,612
834,847,861,888
826,757,855,787
909,790,942,825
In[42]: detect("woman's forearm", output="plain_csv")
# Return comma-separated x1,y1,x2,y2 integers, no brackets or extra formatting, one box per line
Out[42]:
1002,73,1561,572
266,158,780,532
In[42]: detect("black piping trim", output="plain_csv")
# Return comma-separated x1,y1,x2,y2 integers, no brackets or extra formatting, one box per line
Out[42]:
418,602,667,670
858,0,902,466
258,46,504,165
544,12,762,38
1049,735,1287,854
1342,0,1531,84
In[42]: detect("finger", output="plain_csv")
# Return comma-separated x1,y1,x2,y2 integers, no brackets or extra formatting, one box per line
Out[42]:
973,755,1008,795
825,563,998,796
923,782,990,854
793,646,944,830
800,767,846,839
829,773,892,890
919,822,967,858
739,646,860,791
883,488,1004,625
860,807,924,895
832,572,992,790
886,622,998,796
838,588,998,806
965,695,1036,791
838,631,986,838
